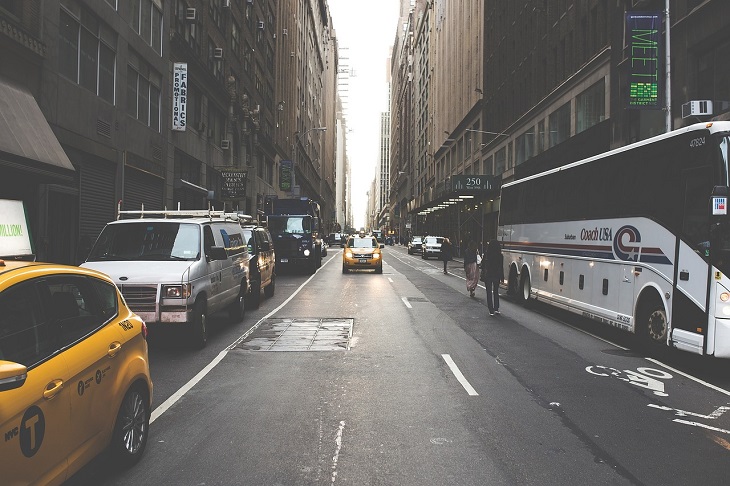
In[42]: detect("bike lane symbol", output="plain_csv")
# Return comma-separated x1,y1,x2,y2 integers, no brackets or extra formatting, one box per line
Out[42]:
585,365,672,397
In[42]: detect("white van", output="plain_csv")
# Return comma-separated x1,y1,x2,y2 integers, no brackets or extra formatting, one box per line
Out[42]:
81,209,250,348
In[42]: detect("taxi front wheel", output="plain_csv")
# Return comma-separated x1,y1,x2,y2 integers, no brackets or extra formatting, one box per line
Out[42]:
110,384,150,468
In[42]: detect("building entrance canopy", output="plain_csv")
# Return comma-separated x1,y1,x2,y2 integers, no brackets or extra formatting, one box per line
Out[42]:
407,175,501,215
0,78,75,180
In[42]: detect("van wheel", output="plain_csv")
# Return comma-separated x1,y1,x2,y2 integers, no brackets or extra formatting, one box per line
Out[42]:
191,300,207,349
110,385,149,468
230,286,247,320
247,279,261,309
264,274,276,298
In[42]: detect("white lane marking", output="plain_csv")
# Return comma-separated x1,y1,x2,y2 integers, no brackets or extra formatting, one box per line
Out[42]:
645,358,730,397
442,354,479,396
673,419,730,435
401,296,412,308
387,251,486,290
331,420,345,483
150,253,335,424
388,277,393,283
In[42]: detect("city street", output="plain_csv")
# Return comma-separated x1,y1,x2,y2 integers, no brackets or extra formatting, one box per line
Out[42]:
70,245,730,485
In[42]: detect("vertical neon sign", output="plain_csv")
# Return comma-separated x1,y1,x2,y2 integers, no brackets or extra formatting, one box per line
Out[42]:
626,12,663,109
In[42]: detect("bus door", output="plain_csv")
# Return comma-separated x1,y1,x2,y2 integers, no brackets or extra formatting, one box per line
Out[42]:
676,168,713,319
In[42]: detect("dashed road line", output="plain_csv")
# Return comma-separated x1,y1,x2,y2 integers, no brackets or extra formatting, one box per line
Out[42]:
442,353,479,396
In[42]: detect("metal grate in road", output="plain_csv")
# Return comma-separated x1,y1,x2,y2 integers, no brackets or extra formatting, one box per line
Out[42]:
235,317,353,351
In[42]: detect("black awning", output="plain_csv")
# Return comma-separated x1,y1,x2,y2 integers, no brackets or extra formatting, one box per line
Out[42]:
0,78,75,179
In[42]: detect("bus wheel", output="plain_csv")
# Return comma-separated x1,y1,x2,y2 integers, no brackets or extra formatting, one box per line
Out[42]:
518,273,532,306
507,267,519,296
639,298,668,348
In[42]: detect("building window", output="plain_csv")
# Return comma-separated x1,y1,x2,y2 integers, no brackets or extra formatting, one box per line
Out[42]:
495,147,506,174
131,0,163,55
208,38,224,81
232,20,240,57
516,127,535,166
576,78,605,134
537,119,546,154
59,7,116,104
127,53,161,131
548,101,571,148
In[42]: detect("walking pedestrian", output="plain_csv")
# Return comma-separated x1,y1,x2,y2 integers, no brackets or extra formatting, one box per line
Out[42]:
481,239,504,315
464,240,479,297
440,237,452,274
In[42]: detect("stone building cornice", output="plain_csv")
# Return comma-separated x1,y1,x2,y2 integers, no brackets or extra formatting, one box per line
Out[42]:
1,18,45,57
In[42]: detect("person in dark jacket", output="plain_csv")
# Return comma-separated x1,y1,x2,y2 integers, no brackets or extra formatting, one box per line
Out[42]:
482,239,504,315
440,237,452,274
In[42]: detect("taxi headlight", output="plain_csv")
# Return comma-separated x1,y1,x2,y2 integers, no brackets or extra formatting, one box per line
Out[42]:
304,249,311,257
373,253,380,260
163,284,191,299
345,250,353,258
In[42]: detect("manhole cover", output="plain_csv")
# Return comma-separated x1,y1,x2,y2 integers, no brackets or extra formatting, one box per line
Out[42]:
235,318,353,351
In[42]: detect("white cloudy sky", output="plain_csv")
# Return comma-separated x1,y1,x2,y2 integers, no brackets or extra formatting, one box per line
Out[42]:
329,0,401,229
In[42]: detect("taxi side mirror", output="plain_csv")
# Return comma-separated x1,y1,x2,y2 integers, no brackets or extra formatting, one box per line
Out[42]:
0,361,28,392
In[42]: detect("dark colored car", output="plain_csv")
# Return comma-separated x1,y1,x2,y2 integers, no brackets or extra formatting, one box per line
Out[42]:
408,236,424,254
241,223,276,308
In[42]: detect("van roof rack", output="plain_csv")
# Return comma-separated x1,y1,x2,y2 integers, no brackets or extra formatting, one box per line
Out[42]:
117,202,240,222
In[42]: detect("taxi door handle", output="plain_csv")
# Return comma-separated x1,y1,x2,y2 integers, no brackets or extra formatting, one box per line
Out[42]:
43,379,64,400
108,341,122,358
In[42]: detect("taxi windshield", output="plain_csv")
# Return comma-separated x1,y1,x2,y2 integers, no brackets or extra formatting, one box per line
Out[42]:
86,222,200,261
348,237,377,248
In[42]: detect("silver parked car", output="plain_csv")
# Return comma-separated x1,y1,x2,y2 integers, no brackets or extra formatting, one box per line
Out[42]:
421,236,444,259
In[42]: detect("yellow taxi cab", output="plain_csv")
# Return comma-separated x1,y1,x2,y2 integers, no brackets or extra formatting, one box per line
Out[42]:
342,234,384,274
0,259,152,486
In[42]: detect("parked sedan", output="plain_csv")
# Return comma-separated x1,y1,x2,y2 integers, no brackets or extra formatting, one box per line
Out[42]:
0,259,152,485
342,235,383,274
407,236,424,254
421,236,444,259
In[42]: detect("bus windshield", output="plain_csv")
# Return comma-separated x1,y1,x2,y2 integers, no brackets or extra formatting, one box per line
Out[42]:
268,216,312,235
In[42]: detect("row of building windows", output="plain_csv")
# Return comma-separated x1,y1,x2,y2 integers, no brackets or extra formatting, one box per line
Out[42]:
436,77,606,183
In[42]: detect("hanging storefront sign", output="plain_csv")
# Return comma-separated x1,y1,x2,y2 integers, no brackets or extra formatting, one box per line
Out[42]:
172,63,188,130
279,160,293,191
625,12,663,109
219,169,247,200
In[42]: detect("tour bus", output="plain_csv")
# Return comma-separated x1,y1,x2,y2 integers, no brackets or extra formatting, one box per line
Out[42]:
498,121,730,358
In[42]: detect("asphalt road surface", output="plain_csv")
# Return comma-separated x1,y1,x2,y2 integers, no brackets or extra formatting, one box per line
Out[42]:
69,245,730,485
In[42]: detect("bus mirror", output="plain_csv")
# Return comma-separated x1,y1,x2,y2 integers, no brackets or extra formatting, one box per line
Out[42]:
711,186,729,217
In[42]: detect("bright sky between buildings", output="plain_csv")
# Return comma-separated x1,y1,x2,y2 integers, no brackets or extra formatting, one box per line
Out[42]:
329,0,400,229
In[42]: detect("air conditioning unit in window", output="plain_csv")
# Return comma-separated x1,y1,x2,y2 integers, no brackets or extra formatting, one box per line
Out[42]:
224,0,231,7
682,100,713,118
185,8,197,21
258,21,265,30
221,140,230,150
282,29,288,36
213,47,224,59
246,0,253,4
